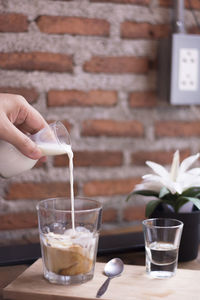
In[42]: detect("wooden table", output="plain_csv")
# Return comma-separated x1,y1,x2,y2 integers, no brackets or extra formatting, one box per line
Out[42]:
0,228,200,300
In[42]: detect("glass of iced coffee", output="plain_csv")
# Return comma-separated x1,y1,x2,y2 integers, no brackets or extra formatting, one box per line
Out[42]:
37,197,102,285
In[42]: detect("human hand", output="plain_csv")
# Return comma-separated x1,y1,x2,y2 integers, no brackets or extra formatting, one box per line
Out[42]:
0,93,47,159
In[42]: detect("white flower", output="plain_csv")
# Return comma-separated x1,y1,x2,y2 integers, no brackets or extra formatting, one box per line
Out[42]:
134,151,200,195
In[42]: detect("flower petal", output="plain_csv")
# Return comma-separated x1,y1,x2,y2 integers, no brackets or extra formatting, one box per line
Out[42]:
188,168,200,176
179,153,199,173
160,178,179,194
170,150,180,181
172,182,183,194
177,172,200,191
134,182,163,193
142,174,178,194
146,161,169,178
142,174,162,180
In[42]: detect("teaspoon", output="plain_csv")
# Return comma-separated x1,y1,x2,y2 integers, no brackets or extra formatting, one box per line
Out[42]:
96,258,124,298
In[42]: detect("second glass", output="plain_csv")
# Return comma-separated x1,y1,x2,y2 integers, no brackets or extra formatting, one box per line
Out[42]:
37,197,102,285
143,218,183,279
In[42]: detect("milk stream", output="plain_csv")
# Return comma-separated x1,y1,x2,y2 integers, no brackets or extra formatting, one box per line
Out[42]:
0,140,75,231
39,143,75,231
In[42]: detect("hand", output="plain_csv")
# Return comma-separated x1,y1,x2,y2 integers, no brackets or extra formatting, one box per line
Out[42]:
0,93,47,159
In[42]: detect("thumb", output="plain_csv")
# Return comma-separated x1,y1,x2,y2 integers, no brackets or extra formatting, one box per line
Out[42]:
1,121,43,159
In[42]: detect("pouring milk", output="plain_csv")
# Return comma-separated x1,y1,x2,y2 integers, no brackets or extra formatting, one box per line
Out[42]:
39,142,75,231
0,122,75,230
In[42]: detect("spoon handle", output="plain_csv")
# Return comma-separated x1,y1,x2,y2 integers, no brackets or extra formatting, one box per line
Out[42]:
96,277,111,298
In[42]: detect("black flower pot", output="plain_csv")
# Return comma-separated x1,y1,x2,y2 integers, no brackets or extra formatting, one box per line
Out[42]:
151,204,200,262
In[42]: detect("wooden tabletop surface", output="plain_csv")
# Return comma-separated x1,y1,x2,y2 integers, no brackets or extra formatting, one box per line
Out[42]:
0,226,200,300
1,250,200,300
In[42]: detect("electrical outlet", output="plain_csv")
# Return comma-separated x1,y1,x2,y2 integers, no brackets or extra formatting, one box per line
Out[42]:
178,48,199,91
158,34,200,105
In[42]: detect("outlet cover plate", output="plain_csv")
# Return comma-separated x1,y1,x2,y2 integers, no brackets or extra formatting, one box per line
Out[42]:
178,48,198,91
170,34,200,105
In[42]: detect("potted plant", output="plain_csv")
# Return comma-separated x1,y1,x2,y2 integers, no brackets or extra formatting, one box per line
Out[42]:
127,150,200,262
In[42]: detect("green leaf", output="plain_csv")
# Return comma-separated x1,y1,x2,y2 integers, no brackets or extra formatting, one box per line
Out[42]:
177,196,200,211
174,198,189,213
126,190,159,202
161,190,178,202
161,198,176,208
182,187,200,198
159,187,170,199
195,193,200,198
145,199,162,217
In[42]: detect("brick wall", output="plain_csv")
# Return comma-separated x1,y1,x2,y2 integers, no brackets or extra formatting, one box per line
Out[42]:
0,0,200,245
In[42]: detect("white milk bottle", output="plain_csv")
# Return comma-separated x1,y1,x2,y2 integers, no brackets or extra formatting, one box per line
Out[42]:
0,121,71,178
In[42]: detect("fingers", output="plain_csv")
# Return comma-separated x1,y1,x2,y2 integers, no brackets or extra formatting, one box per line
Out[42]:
16,101,48,135
0,116,43,159
0,93,48,159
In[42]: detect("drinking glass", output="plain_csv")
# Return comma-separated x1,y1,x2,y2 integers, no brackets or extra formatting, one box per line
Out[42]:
37,197,102,285
143,218,183,279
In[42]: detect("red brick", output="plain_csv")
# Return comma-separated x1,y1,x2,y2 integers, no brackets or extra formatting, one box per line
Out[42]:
54,151,123,167
37,16,110,36
5,182,77,200
90,0,150,4
83,178,141,196
0,212,37,230
129,91,157,107
158,0,171,6
159,0,200,10
102,208,118,223
83,56,148,74
121,22,170,39
155,121,200,137
82,119,144,137
0,87,39,103
0,52,73,72
123,205,145,221
47,90,117,107
0,14,28,32
188,26,200,34
131,149,191,165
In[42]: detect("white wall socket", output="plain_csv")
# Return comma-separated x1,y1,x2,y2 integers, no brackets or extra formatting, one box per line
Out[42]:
158,34,200,105
178,48,199,91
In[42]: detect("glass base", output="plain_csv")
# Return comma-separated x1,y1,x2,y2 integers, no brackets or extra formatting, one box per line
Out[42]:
147,270,175,279
146,257,177,279
44,268,94,285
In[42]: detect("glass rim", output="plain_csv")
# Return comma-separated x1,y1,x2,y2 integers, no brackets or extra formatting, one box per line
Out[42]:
142,218,183,229
51,121,71,146
36,196,102,214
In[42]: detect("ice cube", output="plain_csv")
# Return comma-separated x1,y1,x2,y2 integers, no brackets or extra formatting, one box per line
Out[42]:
75,226,90,233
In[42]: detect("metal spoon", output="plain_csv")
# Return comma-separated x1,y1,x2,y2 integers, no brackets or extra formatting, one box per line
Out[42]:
96,258,124,298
